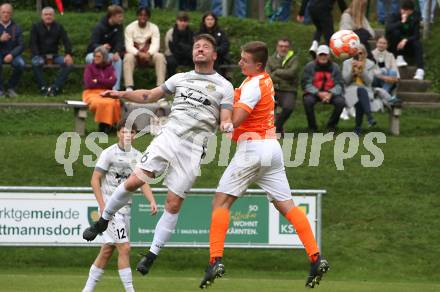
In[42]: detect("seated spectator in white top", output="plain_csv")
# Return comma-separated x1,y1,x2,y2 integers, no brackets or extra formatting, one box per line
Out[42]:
123,7,166,90
164,11,194,78
372,36,400,104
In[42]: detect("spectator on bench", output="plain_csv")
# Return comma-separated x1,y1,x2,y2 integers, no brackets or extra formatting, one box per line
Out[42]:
198,12,230,77
164,11,194,78
30,7,74,97
86,5,124,90
386,0,425,80
372,36,400,104
266,37,299,136
343,44,381,135
83,46,120,134
124,7,166,90
302,45,345,132
0,3,24,98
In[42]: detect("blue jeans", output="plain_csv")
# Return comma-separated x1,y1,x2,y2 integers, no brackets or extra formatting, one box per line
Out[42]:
376,0,400,24
373,68,398,94
0,54,25,90
139,0,163,8
86,53,122,90
212,0,247,18
94,0,121,7
32,55,73,90
419,0,437,22
178,0,197,10
303,0,312,24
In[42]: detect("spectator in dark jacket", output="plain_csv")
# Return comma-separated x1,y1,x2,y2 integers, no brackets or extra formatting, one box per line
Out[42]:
266,38,299,135
82,46,119,133
86,5,124,90
0,3,24,98
30,7,74,96
164,11,194,78
297,0,347,57
302,45,345,132
197,12,229,77
386,0,424,80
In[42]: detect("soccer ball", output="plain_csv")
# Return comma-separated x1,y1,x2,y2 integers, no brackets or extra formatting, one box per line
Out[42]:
329,30,360,59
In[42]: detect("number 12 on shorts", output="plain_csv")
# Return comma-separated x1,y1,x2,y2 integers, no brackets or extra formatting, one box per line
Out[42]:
117,228,126,240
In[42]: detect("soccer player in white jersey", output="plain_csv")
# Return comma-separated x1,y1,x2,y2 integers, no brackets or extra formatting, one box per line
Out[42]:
82,34,235,276
82,121,158,292
199,41,329,289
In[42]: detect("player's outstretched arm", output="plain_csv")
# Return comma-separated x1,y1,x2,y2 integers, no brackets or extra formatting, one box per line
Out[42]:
140,183,158,215
101,87,166,104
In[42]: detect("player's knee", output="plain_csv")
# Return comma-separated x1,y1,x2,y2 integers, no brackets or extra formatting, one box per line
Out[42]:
124,174,144,192
117,244,131,256
101,245,114,259
164,196,182,214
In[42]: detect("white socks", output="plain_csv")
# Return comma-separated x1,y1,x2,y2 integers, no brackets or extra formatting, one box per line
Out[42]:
118,267,135,292
83,265,135,292
103,184,132,220
82,265,104,292
149,210,179,255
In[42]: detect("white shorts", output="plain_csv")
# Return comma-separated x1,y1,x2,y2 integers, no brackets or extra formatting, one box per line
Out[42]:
101,212,130,245
137,128,205,198
216,139,292,202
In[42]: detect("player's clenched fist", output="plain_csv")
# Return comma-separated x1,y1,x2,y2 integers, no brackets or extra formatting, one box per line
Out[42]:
220,122,234,133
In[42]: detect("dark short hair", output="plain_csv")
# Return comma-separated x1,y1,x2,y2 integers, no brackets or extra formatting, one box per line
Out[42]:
176,11,189,21
107,5,123,18
241,41,269,67
116,119,137,133
194,33,217,49
137,7,151,17
401,0,415,10
277,38,290,44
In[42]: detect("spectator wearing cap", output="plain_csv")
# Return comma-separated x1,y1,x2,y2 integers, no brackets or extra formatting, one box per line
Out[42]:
30,7,74,96
302,45,345,132
123,7,166,90
164,11,194,78
266,37,299,135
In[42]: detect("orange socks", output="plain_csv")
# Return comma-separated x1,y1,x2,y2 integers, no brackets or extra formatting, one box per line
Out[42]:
285,207,320,262
209,208,230,264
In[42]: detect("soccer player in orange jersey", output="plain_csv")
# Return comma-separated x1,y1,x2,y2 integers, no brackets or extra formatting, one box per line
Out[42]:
199,41,329,289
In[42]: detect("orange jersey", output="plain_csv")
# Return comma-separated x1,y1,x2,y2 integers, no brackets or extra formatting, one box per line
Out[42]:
232,72,276,142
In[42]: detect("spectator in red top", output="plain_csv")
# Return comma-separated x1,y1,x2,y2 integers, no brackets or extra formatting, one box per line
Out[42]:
82,46,119,133
302,45,345,132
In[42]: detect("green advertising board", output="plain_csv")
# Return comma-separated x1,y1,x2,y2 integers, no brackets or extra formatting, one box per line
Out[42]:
131,194,269,246
130,193,318,248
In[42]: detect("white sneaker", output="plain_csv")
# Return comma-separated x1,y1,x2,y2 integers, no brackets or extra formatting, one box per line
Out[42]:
396,55,408,67
126,86,134,92
309,41,318,56
340,108,349,120
413,68,425,80
347,106,356,118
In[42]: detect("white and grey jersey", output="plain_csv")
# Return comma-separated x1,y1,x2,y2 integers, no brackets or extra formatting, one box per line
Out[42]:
95,144,142,206
161,70,234,143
